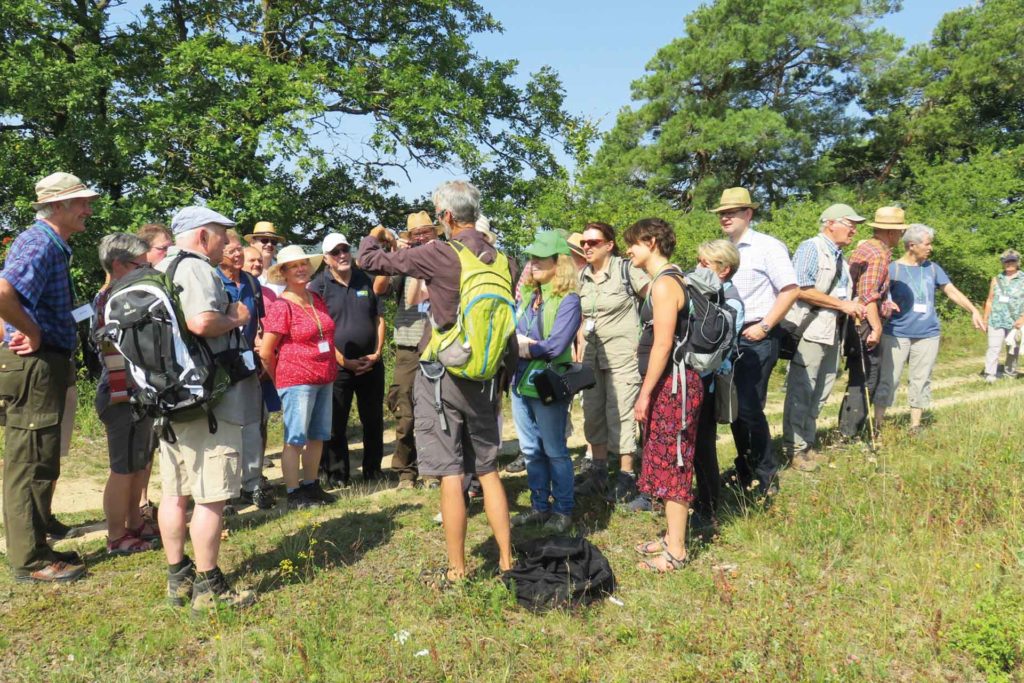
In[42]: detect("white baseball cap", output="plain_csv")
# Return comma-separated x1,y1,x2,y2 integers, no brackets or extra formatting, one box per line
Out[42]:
322,233,350,253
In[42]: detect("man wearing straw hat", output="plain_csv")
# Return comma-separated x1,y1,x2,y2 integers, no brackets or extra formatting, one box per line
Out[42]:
838,206,908,441
0,172,97,583
712,187,799,497
245,221,286,293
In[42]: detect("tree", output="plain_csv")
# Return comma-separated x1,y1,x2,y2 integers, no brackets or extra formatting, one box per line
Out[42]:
583,0,902,213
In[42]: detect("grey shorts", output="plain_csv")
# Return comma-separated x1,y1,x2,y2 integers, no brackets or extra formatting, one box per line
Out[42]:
412,371,501,478
98,401,156,475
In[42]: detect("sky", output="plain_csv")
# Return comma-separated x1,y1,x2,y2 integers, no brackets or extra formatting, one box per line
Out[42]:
386,0,974,199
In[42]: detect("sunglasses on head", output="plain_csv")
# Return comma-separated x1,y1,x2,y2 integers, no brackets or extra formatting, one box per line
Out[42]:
579,239,607,249
327,245,351,256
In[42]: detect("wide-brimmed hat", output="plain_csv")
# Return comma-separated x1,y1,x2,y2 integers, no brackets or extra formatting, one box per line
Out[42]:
524,231,571,259
475,214,497,245
399,211,443,240
820,203,866,223
566,232,585,257
710,187,759,213
266,245,323,285
244,221,286,245
867,207,908,231
31,172,99,209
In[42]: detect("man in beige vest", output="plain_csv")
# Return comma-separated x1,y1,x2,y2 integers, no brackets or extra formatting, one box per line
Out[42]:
781,204,867,470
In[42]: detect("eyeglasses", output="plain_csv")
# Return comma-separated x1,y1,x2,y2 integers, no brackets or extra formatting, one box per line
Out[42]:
253,237,278,245
327,245,351,256
579,239,607,249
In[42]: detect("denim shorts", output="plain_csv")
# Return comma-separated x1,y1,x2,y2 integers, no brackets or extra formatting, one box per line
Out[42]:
278,383,333,446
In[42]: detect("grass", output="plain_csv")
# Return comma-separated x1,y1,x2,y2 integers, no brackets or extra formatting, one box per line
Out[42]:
2,318,1024,680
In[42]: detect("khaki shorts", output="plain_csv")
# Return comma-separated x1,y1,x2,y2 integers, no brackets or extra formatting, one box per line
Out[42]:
159,416,243,504
412,372,500,478
582,363,640,455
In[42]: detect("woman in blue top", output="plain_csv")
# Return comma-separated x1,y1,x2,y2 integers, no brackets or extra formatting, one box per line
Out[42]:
982,249,1024,380
875,224,985,433
509,231,582,534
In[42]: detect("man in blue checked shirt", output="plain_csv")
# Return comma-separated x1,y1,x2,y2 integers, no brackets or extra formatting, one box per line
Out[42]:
781,204,868,472
0,172,98,584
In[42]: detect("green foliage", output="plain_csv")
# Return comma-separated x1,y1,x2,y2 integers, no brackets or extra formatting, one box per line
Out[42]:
949,592,1024,680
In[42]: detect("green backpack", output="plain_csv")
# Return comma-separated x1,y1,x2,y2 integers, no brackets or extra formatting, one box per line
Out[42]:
421,241,516,381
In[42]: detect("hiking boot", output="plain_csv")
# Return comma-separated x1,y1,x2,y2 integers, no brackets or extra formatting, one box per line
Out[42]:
52,549,82,565
791,450,819,472
190,566,255,616
167,559,196,607
396,479,416,491
511,509,550,527
608,471,638,503
575,466,609,497
240,487,275,510
622,493,653,512
46,517,81,541
503,454,527,474
302,481,337,505
287,489,319,510
14,561,86,584
319,471,350,491
542,513,572,534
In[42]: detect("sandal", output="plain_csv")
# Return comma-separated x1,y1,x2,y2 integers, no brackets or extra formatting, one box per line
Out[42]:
636,549,689,573
107,533,155,556
419,567,464,591
634,537,668,557
130,521,160,542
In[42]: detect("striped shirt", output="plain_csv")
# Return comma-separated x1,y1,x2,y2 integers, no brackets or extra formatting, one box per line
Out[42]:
731,228,798,322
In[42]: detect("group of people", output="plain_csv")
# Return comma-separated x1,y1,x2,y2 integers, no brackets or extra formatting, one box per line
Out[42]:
1,172,1021,612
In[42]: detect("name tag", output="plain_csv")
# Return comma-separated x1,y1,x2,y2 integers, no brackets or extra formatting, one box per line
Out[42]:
317,340,331,354
71,303,94,323
999,295,1011,304
417,302,431,313
357,290,369,298
833,287,847,299
913,303,929,314
585,319,596,333
241,350,256,371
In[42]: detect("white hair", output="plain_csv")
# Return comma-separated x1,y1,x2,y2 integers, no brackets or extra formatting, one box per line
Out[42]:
433,181,481,224
903,223,935,247
34,199,73,219
98,233,148,274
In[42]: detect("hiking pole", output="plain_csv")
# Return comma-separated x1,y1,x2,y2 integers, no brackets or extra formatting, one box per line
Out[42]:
857,330,878,454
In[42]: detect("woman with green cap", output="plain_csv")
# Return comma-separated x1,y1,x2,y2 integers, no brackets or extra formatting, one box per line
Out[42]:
509,231,582,534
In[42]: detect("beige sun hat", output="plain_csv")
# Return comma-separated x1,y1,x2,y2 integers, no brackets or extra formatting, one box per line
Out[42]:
710,187,759,213
566,232,585,257
244,221,286,244
265,245,323,285
399,211,443,240
475,214,497,245
31,172,99,209
867,206,909,230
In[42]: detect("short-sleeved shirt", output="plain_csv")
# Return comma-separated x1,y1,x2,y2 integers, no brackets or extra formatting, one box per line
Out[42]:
989,272,1024,329
885,260,951,339
731,227,798,322
263,293,338,388
0,220,77,352
792,235,849,291
579,255,650,370
217,269,260,348
308,268,380,359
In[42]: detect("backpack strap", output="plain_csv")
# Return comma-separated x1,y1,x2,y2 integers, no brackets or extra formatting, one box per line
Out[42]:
645,265,691,466
620,257,642,317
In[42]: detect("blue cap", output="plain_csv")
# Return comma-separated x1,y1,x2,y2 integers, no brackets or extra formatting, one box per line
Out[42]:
170,206,236,235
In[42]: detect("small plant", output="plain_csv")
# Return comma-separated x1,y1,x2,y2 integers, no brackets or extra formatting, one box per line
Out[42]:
949,593,1024,680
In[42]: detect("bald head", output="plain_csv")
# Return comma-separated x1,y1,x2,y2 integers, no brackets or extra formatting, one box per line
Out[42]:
243,246,264,276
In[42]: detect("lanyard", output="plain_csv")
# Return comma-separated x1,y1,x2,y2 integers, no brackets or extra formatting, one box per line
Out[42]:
38,222,81,303
900,263,929,304
290,293,325,340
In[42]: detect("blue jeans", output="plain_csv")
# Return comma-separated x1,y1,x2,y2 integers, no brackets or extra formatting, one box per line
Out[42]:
511,393,573,515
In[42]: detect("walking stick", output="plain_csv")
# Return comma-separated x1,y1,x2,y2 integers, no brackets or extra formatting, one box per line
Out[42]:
857,327,878,453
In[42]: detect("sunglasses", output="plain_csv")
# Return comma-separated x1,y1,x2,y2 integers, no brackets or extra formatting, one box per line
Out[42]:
579,239,607,249
253,237,278,245
327,245,351,256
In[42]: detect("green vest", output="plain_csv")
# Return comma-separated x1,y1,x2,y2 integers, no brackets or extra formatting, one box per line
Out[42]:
515,286,573,398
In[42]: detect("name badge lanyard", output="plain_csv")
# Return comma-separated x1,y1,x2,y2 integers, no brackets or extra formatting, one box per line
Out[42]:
295,294,330,353
903,263,930,312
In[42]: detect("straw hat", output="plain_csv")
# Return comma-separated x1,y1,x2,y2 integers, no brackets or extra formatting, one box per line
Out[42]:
244,221,286,244
399,211,443,240
867,207,908,231
475,214,497,245
265,245,323,285
566,232,585,257
31,172,99,209
710,187,759,213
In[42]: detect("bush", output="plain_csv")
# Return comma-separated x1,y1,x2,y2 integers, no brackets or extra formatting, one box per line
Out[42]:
949,592,1024,680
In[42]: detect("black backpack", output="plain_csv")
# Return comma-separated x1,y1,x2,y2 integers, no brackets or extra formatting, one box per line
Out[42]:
501,536,616,612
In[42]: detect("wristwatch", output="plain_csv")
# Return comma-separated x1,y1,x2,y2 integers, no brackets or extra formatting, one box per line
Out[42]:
758,321,771,334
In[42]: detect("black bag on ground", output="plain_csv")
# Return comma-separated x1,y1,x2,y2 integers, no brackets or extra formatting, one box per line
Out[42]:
534,362,596,405
501,536,616,612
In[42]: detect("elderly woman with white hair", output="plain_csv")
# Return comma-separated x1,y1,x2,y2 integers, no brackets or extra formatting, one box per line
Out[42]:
874,223,986,434
982,249,1024,381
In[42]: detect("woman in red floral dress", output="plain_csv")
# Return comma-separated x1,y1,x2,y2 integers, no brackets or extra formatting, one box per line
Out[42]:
625,218,704,573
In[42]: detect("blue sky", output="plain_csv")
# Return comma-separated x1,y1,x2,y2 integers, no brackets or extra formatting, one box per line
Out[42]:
389,0,973,199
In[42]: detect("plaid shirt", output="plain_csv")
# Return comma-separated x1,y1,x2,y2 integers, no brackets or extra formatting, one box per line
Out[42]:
792,234,850,291
732,227,798,322
0,220,77,352
848,238,891,306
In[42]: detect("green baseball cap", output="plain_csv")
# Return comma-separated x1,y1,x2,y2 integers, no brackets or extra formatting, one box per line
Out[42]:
524,231,571,258
819,203,866,223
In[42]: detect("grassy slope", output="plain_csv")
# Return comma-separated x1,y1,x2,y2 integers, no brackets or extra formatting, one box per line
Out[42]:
1,321,1023,681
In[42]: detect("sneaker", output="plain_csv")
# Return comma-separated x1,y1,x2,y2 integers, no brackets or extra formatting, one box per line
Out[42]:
190,566,256,616
396,479,416,491
986,375,998,384
503,454,527,474
575,466,609,497
167,559,196,607
46,517,81,541
302,481,337,505
240,487,275,510
608,471,638,503
510,509,550,527
287,489,319,510
622,493,653,512
542,513,572,534
14,560,86,584
319,472,350,490
424,478,440,490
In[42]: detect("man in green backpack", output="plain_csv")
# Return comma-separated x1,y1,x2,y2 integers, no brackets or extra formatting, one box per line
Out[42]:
359,181,516,587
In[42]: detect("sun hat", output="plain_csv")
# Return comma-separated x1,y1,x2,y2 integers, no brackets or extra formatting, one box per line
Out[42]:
322,233,350,254
265,245,323,285
709,187,759,213
399,211,443,240
1000,249,1020,263
566,232,585,258
170,206,236,235
475,214,497,245
867,207,909,231
524,231,571,259
244,221,286,245
31,172,99,209
819,203,866,223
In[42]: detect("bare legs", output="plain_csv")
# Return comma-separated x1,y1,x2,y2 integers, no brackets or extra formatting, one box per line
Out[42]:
281,441,324,489
438,471,513,579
